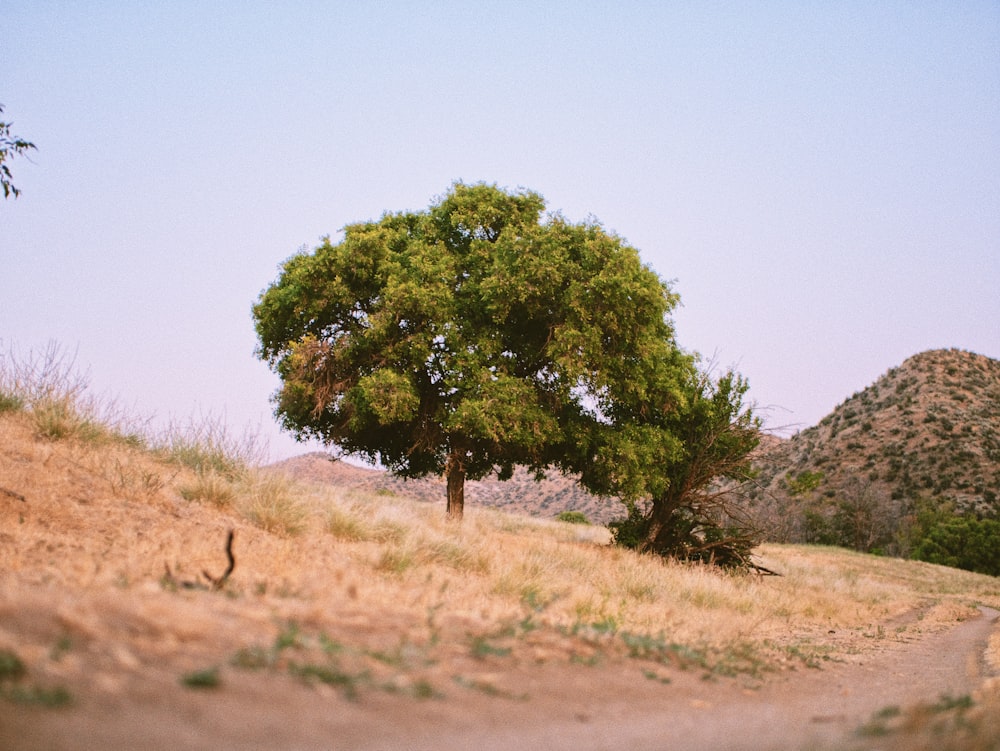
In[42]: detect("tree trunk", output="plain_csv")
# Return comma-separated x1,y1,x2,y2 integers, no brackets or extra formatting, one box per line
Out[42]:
642,495,683,554
446,453,466,520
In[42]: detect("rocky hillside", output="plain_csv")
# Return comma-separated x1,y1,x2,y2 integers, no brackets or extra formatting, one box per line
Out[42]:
749,349,1000,545
271,453,624,524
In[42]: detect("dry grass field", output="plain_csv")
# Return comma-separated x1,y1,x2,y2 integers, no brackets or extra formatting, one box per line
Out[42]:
2,349,999,749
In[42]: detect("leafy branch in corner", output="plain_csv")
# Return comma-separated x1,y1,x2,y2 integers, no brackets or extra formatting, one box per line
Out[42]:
0,104,37,199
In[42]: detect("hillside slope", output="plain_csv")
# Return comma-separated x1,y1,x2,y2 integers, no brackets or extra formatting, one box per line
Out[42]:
749,348,1000,544
3,392,1000,751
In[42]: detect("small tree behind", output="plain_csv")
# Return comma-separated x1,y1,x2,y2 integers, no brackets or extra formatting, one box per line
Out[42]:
253,183,685,519
574,365,762,568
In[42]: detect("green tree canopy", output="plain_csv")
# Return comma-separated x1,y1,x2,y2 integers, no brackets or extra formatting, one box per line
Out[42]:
253,183,686,518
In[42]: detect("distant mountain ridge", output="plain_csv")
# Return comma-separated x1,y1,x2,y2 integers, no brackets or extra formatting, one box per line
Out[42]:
270,453,624,523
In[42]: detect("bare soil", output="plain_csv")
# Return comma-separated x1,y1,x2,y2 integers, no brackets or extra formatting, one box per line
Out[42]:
1,598,996,751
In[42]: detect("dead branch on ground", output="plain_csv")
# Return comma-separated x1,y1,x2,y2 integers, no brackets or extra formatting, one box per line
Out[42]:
0,486,26,502
163,529,235,590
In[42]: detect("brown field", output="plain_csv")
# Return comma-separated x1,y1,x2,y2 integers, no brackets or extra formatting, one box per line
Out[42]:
1,359,999,749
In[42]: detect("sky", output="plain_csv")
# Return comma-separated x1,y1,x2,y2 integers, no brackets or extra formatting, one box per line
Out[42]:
2,2,998,462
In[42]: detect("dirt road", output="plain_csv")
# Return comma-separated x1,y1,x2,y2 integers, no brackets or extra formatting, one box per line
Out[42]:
3,606,997,751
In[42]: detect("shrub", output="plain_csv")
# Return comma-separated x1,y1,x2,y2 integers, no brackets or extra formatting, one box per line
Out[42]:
31,397,104,442
555,511,590,525
325,506,371,541
0,390,23,413
912,517,1000,576
179,471,237,508
240,474,308,535
607,503,649,551
609,502,757,569
0,342,151,446
181,667,221,689
0,650,25,681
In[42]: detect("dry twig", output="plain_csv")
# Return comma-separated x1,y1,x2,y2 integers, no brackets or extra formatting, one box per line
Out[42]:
163,529,236,590
0,486,26,502
203,529,236,590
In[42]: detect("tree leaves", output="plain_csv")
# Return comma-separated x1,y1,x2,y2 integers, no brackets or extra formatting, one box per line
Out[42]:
252,182,685,517
253,181,759,537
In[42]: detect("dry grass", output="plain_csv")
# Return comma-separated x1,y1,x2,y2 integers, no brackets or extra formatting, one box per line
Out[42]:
3,401,999,673
2,346,1000,749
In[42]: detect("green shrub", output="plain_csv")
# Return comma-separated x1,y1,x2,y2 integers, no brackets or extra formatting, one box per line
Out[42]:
786,470,824,497
181,667,221,689
0,390,24,413
912,517,1000,576
555,511,590,525
609,503,756,569
0,650,25,681
607,503,649,551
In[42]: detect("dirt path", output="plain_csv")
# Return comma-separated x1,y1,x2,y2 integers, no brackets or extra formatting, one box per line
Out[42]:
486,605,1000,751
4,606,997,751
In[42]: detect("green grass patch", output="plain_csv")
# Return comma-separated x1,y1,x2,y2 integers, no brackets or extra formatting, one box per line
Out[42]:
642,668,672,684
181,666,221,689
288,663,368,700
0,648,71,707
470,636,513,659
230,646,273,670
555,511,591,525
0,390,24,413
0,650,26,681
452,675,528,700
5,684,73,707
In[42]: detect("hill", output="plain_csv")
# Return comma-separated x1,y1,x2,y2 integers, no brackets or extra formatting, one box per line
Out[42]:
271,453,624,524
748,348,1000,550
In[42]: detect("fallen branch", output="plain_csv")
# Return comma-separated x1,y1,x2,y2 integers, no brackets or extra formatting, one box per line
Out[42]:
163,529,236,591
750,562,782,576
202,529,236,590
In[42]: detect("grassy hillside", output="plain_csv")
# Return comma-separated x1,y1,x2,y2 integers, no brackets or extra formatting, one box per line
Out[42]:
3,402,1000,677
2,347,1000,747
749,349,1000,553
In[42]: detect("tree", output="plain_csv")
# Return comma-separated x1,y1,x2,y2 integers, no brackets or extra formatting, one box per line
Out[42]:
579,364,763,568
912,516,1000,576
253,182,684,519
830,477,897,554
0,105,36,199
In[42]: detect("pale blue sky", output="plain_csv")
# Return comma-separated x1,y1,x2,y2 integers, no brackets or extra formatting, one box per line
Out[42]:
3,2,998,460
